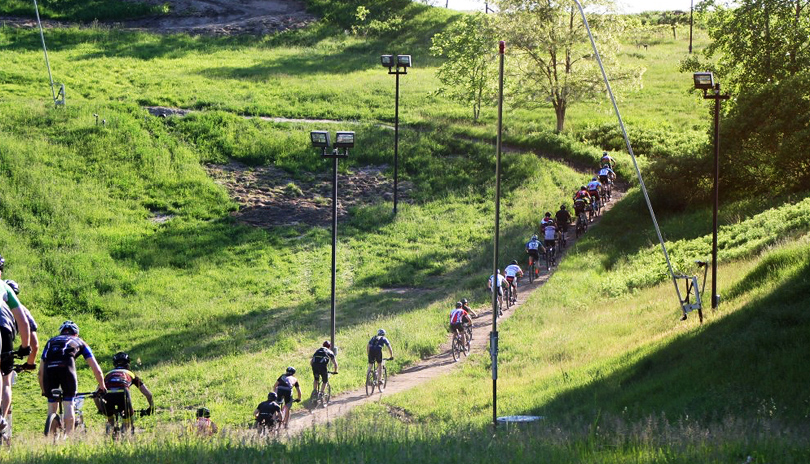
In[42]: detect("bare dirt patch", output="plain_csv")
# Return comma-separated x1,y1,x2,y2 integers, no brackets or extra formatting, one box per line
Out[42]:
206,161,413,229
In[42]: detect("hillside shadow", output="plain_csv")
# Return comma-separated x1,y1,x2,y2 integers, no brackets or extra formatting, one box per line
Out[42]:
531,257,810,423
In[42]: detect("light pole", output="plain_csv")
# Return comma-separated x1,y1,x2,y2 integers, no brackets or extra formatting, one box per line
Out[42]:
310,130,355,352
491,40,505,430
380,54,411,215
693,72,729,310
689,0,694,54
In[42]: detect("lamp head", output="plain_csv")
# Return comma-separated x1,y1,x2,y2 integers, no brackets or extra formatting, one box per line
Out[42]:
334,131,355,149
693,72,715,90
381,55,394,68
396,55,412,68
310,131,330,148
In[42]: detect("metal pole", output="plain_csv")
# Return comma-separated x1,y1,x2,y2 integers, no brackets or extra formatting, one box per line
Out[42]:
689,0,694,54
491,40,505,430
393,71,400,215
711,83,720,310
33,0,58,104
331,153,338,350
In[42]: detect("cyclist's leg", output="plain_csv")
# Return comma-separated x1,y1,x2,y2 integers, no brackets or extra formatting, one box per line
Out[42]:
312,368,320,398
63,399,76,434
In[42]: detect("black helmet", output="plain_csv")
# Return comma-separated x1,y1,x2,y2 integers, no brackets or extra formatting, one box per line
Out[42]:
603,151,608,156
323,340,331,348
112,351,131,368
461,298,468,305
592,177,597,181
4,279,19,295
377,329,386,336
286,366,296,375
511,259,518,265
580,186,587,190
560,204,566,210
267,391,278,402
197,407,210,418
455,301,463,308
545,212,551,217
60,320,79,336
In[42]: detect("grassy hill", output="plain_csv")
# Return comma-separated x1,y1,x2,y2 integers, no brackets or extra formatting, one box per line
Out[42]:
2,1,809,462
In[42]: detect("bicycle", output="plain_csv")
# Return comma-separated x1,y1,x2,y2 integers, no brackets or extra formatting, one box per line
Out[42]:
527,258,536,283
100,389,150,439
255,411,282,438
576,211,589,237
308,372,338,410
545,244,556,269
451,327,470,362
44,388,100,441
464,320,473,343
366,357,392,396
504,282,513,309
558,225,568,249
1,350,29,446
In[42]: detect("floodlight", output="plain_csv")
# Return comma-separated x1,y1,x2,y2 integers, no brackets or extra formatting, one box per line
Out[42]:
396,55,412,68
334,131,355,149
310,131,330,148
693,72,715,90
381,55,394,68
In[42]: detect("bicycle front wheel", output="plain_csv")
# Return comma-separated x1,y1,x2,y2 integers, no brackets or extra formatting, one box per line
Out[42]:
380,365,387,392
323,382,331,406
365,369,375,396
44,413,62,438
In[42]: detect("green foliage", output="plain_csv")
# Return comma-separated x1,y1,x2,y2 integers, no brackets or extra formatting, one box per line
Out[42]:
1,0,163,21
430,13,498,120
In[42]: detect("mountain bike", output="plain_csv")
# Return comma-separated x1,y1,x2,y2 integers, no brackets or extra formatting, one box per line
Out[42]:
557,226,568,250
504,282,513,309
366,357,392,396
100,389,150,439
545,244,556,269
527,257,536,283
255,410,282,438
464,320,473,343
576,211,588,237
44,388,100,441
451,327,470,362
506,278,518,305
589,198,600,221
604,182,612,202
308,372,338,410
1,349,27,446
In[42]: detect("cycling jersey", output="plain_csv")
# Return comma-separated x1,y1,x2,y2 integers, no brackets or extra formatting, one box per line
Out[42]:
449,308,468,324
489,274,506,288
41,335,94,368
601,156,614,166
0,280,21,334
555,210,571,226
276,374,299,391
540,218,555,230
504,264,522,277
544,225,557,241
255,400,281,423
587,180,602,192
526,239,541,251
367,336,391,351
311,347,335,365
104,368,144,391
573,190,590,201
599,167,614,178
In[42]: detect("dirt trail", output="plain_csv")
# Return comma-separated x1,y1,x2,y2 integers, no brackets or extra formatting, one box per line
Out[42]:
282,191,625,435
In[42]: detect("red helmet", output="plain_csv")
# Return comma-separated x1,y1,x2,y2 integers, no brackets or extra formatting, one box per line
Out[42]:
323,340,331,348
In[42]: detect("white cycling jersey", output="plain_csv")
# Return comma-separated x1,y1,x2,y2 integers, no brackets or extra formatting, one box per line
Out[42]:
504,264,522,277
544,226,557,241
599,168,614,177
489,274,506,288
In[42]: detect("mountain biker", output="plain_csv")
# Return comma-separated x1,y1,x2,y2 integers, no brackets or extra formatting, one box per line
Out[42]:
0,257,31,434
310,341,338,400
600,151,615,169
587,177,603,209
573,186,591,218
195,407,218,435
3,280,38,371
460,298,478,318
99,351,154,433
254,391,282,433
487,270,506,314
599,164,616,185
38,321,106,436
555,205,572,240
525,235,542,277
449,302,472,353
543,218,558,254
540,212,555,232
367,330,393,389
504,260,523,302
273,366,302,428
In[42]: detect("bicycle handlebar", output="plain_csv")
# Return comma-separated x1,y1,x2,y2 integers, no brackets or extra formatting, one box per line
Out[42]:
384,357,394,361
0,349,23,362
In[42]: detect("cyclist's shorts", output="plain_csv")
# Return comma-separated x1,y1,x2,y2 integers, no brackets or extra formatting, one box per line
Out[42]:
558,222,569,232
544,239,556,248
574,203,586,215
368,348,383,364
588,191,600,201
256,416,278,429
505,276,515,284
0,328,13,376
42,365,79,402
276,387,293,405
450,322,464,333
103,390,133,418
527,250,541,261
312,363,329,383
599,175,609,184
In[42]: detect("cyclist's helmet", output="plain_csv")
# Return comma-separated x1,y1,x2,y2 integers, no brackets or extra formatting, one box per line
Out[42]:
603,151,608,156
0,254,4,271
461,298,468,305
531,234,538,241
581,186,587,190
377,329,386,336
286,366,296,375
196,407,210,418
4,279,19,295
455,301,463,308
545,212,552,217
560,204,566,210
112,351,131,368
267,391,278,402
603,164,610,169
592,177,597,181
59,320,79,336
323,340,331,348
511,260,518,265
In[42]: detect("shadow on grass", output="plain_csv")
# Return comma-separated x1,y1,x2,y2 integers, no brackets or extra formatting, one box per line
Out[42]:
533,253,810,423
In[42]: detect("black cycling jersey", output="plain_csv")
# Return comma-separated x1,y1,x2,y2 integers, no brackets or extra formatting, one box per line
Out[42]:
256,400,282,419
368,336,391,351
311,347,335,365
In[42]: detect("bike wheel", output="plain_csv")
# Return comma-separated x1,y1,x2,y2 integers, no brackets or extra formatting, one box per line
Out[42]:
323,382,331,406
381,365,387,391
546,250,552,271
465,324,473,343
365,369,375,396
44,413,62,438
451,336,460,362
528,262,535,283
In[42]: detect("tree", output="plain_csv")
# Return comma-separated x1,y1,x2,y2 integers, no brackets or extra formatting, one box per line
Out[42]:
430,13,498,121
701,0,810,93
495,0,642,133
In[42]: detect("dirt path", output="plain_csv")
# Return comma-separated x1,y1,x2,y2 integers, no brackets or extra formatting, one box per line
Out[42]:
282,191,625,435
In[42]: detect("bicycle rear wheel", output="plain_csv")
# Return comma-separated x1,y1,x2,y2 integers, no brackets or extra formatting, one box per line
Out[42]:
451,336,460,362
44,413,62,438
323,382,331,406
365,368,376,396
528,262,535,283
546,249,553,270
380,365,388,392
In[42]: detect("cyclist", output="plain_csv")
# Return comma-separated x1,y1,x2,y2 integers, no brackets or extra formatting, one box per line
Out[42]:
600,151,615,169
555,205,572,241
0,259,31,434
273,366,302,428
504,260,523,303
525,235,542,277
539,212,555,232
460,298,478,318
367,330,393,389
195,407,218,435
587,177,603,211
38,321,106,436
599,164,616,184
254,391,282,433
99,352,154,434
543,217,558,261
573,186,591,218
487,270,506,314
3,280,38,371
310,341,338,401
449,302,471,353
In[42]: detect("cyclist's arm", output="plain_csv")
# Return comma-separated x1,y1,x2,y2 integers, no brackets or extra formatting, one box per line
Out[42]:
272,380,279,392
138,382,154,410
38,362,45,395
294,383,302,401
253,408,260,418
386,343,394,359
10,306,30,352
85,355,106,392
330,354,338,372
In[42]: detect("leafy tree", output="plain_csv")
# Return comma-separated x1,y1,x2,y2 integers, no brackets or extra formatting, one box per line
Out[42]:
494,0,643,132
700,0,810,93
430,13,498,121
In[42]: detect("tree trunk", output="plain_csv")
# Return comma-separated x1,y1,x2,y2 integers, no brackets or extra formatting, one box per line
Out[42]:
554,104,566,133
